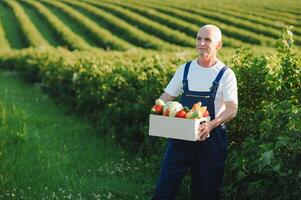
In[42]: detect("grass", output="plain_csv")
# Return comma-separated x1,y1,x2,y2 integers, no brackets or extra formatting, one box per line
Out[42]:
0,70,155,200
0,1,27,49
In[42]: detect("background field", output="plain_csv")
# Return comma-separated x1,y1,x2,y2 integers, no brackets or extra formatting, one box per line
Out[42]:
0,0,300,52
0,0,300,199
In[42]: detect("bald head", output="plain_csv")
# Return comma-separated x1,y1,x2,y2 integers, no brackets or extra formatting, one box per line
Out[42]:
196,24,223,59
199,24,222,43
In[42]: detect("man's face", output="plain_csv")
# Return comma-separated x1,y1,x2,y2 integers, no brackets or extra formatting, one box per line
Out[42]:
195,28,222,58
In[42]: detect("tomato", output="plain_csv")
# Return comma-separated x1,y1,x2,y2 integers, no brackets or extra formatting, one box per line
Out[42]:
203,110,209,117
151,105,163,115
175,110,186,118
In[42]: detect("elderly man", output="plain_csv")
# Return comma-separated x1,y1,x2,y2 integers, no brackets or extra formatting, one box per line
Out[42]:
152,24,238,200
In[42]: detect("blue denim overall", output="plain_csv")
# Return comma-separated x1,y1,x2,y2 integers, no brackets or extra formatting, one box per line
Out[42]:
152,61,229,200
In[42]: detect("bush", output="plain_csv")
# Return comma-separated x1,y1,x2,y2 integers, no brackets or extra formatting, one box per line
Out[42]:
223,27,301,199
0,48,191,153
224,101,301,200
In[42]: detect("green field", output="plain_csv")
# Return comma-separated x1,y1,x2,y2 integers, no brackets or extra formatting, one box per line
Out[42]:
0,0,300,52
0,0,300,199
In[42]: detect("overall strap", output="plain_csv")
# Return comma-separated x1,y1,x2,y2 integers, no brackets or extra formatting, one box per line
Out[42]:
210,66,229,95
209,66,229,119
182,61,192,92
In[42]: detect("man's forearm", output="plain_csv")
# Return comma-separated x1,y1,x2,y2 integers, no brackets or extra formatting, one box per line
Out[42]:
210,103,238,129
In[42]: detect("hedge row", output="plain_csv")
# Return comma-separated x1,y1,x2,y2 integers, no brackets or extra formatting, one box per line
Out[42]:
0,47,193,150
106,1,246,48
23,0,92,51
4,0,50,48
62,0,174,50
42,0,133,51
83,0,196,47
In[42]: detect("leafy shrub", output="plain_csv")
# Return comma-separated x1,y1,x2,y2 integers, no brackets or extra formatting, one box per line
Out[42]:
224,101,301,200
223,27,301,199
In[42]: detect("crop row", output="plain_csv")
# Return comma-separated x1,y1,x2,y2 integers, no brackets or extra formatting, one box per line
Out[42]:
124,0,274,46
135,0,289,44
98,0,300,46
5,0,50,48
42,0,133,50
0,18,10,52
198,4,301,37
100,1,248,48
138,0,301,34
62,0,175,50
156,1,301,45
259,5,300,20
1,0,299,51
184,1,301,37
186,1,300,27
258,0,300,15
23,0,93,51
83,0,196,47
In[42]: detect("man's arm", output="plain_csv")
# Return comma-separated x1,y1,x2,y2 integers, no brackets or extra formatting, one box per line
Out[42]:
159,92,177,103
210,101,238,129
198,101,238,141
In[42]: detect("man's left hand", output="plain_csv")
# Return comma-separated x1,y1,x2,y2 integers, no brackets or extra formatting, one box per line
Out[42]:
197,121,213,141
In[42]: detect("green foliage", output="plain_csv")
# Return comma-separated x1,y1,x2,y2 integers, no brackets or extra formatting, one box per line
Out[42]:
275,27,301,103
0,27,300,199
224,101,301,200
0,48,191,153
223,27,301,199
227,48,270,143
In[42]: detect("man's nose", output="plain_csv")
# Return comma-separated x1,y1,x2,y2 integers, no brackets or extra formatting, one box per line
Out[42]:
200,40,205,45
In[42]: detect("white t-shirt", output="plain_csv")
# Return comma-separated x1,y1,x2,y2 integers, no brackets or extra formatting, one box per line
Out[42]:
164,59,238,117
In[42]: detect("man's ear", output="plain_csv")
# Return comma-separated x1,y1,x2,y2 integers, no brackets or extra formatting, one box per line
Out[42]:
217,41,223,49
